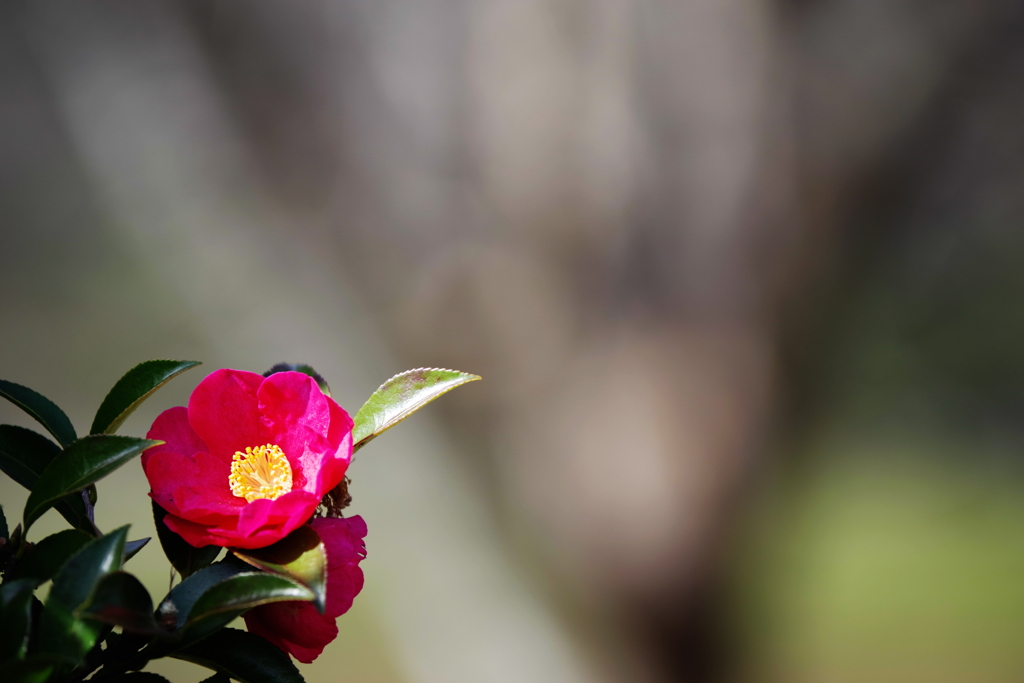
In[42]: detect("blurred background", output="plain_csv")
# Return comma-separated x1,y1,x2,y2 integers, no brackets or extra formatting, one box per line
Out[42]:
3,1,1024,681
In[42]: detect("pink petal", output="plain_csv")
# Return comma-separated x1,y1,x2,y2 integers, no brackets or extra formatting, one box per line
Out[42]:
307,399,354,497
258,372,330,435
188,369,264,460
326,397,355,452
141,368,359,551
245,602,338,663
143,407,208,468
311,516,367,617
243,516,368,662
161,511,233,548
285,641,331,665
228,491,319,548
143,449,242,521
235,490,319,537
258,372,341,494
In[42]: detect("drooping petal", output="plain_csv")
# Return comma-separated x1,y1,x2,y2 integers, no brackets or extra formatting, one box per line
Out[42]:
243,516,367,662
245,601,337,664
313,516,367,617
189,369,264,460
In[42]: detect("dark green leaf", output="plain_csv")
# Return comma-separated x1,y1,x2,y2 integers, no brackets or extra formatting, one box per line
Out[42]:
23,436,160,531
0,425,93,534
56,495,96,536
78,571,162,635
0,425,60,489
0,503,7,539
264,363,331,396
4,657,54,683
11,529,91,584
0,579,36,662
90,360,201,435
153,502,220,578
157,559,249,632
124,537,151,562
352,367,480,451
37,526,128,664
0,379,76,447
181,572,313,640
198,674,232,683
233,524,327,613
172,628,305,683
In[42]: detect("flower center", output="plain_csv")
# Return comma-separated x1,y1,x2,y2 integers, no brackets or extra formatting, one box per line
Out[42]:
229,444,293,503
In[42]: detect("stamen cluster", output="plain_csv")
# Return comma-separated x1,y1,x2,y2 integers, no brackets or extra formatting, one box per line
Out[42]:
229,443,293,502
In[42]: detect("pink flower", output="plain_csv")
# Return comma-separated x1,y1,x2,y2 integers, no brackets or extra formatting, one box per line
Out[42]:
142,369,353,549
244,516,367,663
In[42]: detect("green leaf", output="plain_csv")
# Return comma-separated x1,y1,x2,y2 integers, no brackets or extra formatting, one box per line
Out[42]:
151,557,312,646
36,526,128,664
4,658,54,683
0,579,36,662
0,503,8,540
233,524,327,613
264,363,331,397
23,435,160,532
124,537,151,562
90,360,201,435
352,367,480,451
198,674,232,683
0,379,76,447
157,559,250,631
78,571,162,635
11,529,91,584
181,572,313,641
153,502,221,578
172,627,305,683
0,425,61,488
0,425,93,534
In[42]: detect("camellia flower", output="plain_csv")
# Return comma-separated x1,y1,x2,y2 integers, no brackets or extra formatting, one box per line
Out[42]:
142,368,354,549
244,516,368,663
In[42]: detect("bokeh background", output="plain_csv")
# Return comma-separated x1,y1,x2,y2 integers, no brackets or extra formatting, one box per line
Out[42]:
3,1,1024,682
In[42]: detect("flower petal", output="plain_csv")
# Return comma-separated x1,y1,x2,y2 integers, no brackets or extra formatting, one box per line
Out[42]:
308,399,354,497
189,369,264,460
162,510,234,547
243,515,367,662
141,368,357,551
143,448,241,520
235,490,319,538
258,372,345,494
312,516,367,617
143,406,207,468
245,602,337,664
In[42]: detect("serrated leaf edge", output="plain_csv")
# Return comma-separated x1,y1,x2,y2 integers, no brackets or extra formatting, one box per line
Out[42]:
353,367,480,452
372,367,482,393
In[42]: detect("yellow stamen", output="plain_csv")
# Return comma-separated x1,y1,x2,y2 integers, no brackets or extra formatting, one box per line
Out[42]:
229,444,293,503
